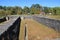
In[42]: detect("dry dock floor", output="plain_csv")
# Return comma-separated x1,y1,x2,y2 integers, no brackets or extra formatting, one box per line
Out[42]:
19,19,60,40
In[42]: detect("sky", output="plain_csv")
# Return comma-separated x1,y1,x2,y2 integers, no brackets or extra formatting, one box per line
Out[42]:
0,0,60,8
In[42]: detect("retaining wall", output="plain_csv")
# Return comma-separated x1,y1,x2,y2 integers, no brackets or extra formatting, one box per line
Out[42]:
33,16,60,32
0,16,21,40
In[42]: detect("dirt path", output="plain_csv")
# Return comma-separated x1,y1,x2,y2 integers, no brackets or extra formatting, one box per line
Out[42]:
19,19,60,40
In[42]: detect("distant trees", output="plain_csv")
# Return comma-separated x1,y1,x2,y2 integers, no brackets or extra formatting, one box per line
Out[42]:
53,7,60,15
0,6,23,16
30,4,42,14
0,10,6,17
43,7,60,15
43,7,49,14
0,6,3,9
23,6,30,14
0,4,60,17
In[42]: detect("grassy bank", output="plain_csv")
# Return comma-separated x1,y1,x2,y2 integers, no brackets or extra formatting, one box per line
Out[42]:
45,15,60,20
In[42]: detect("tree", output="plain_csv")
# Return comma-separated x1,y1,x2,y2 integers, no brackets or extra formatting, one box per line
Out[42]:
53,8,56,15
0,10,6,17
23,6,30,14
43,7,49,13
30,4,42,14
53,7,60,15
15,6,22,15
30,7,35,14
0,6,3,9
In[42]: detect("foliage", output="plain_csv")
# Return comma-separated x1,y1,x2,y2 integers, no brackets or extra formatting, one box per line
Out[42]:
23,6,30,14
0,4,60,16
43,7,60,15
30,4,42,14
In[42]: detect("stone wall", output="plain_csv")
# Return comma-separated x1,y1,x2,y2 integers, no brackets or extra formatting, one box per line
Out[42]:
0,16,21,40
33,16,60,32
